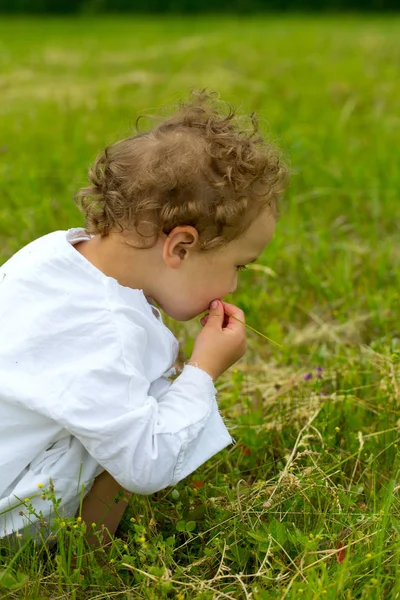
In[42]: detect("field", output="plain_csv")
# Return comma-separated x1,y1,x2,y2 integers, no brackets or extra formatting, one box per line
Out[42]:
0,14,400,599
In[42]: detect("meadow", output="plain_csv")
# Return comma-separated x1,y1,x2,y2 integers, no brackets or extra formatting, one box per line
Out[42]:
0,14,399,599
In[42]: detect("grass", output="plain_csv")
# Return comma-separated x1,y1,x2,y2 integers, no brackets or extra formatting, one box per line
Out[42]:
0,13,399,599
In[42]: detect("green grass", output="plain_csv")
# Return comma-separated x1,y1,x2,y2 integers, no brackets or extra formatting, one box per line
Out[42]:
0,14,399,599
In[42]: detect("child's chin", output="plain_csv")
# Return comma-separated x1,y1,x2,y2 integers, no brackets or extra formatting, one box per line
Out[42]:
165,307,202,322
172,312,197,322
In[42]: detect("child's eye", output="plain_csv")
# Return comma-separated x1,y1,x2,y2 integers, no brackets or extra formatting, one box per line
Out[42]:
236,265,248,272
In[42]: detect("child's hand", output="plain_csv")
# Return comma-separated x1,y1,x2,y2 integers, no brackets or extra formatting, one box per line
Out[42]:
189,300,247,381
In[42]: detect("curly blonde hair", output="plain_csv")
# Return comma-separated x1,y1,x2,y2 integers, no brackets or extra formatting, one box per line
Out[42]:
74,91,289,250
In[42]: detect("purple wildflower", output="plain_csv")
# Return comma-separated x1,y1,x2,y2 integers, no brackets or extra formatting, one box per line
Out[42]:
303,372,313,381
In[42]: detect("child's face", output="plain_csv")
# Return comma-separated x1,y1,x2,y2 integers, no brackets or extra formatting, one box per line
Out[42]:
154,209,276,321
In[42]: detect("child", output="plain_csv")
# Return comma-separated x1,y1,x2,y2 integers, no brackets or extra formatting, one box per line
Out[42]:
0,91,288,546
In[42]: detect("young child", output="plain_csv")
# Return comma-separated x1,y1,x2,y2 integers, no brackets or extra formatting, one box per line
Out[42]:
0,91,288,546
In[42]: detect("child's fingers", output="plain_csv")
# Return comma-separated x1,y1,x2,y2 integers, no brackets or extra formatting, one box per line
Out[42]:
220,301,246,324
200,301,244,331
222,313,230,328
220,301,246,330
200,314,209,327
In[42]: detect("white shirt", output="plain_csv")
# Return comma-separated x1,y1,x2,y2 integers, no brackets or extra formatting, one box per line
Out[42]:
0,228,233,537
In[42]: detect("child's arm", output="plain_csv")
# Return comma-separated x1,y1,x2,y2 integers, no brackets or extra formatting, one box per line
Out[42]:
52,363,228,494
50,301,245,495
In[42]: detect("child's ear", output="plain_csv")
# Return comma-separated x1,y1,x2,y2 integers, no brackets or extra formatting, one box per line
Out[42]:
162,226,199,268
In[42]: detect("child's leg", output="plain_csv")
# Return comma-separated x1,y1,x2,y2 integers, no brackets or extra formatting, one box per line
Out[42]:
78,470,131,549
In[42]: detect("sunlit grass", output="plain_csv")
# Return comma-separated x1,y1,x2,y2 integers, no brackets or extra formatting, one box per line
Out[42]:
0,14,399,599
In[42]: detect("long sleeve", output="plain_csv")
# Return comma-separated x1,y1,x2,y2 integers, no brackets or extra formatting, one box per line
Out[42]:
50,362,233,494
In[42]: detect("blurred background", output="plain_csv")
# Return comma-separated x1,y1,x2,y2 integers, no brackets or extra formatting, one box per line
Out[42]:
0,3,398,366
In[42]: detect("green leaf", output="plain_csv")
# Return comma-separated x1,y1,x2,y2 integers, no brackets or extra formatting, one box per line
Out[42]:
186,520,196,532
269,519,288,546
165,536,175,546
0,570,29,591
0,570,18,590
148,566,165,577
248,530,269,543
176,520,186,532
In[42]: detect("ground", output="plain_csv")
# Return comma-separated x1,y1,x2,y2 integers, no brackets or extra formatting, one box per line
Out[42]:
0,14,399,599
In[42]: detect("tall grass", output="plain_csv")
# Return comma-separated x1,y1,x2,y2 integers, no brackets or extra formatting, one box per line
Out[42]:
0,15,399,599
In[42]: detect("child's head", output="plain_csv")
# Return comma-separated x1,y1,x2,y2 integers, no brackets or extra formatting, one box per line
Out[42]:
74,91,289,321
